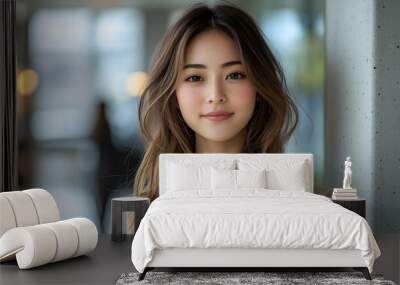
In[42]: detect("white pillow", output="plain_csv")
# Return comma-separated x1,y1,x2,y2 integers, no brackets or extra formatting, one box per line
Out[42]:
236,169,267,188
166,160,235,192
211,168,236,190
238,159,309,191
266,168,307,191
211,168,267,190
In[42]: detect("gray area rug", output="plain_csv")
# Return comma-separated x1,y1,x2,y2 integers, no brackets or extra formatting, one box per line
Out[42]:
116,271,396,285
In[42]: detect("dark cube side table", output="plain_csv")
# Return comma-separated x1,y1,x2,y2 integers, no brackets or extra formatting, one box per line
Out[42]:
112,196,150,242
332,198,366,218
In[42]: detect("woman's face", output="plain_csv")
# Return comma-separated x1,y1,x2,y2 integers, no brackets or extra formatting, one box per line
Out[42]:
175,29,257,144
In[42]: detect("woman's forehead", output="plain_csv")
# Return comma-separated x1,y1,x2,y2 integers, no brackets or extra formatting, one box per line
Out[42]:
183,29,241,67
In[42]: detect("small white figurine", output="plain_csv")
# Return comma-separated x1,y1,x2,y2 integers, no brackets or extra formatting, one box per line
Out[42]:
342,156,352,189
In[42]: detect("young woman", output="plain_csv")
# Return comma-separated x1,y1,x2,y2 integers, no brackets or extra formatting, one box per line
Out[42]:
134,3,298,201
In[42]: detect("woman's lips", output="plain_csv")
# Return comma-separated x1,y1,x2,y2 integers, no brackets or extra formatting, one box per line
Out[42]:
201,111,234,122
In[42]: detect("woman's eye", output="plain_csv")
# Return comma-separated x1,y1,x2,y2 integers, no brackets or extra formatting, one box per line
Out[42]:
185,75,202,82
226,72,246,80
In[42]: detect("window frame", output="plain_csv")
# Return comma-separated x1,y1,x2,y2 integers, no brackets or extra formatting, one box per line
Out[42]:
0,0,17,192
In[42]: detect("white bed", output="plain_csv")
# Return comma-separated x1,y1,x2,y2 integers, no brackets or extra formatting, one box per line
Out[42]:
131,154,381,281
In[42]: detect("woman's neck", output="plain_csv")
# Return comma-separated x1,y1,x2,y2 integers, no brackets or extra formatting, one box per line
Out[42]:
195,128,246,153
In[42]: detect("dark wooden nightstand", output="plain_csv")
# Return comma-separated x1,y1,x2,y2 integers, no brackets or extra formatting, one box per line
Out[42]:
111,196,150,242
332,198,366,218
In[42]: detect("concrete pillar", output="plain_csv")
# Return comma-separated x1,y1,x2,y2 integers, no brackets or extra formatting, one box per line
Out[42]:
325,0,400,233
373,1,400,234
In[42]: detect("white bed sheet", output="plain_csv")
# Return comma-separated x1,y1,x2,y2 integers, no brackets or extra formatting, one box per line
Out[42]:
131,189,381,273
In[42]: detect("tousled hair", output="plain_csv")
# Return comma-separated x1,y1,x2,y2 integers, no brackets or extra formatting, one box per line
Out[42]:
134,3,298,201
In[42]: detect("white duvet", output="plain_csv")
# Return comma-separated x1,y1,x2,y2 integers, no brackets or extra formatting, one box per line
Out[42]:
131,189,381,273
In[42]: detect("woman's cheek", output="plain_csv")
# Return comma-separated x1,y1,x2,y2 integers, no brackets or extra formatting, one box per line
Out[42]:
231,85,257,109
176,86,203,117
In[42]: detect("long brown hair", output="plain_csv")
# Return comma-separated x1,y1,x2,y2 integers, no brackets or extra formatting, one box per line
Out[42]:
134,3,298,201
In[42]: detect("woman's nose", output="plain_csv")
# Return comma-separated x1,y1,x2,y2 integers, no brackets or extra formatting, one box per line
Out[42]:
207,80,227,103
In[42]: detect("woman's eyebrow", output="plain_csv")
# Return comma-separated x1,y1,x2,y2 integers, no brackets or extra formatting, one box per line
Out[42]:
183,60,242,69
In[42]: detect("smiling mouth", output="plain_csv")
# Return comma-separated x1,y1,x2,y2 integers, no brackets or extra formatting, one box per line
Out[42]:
200,111,234,122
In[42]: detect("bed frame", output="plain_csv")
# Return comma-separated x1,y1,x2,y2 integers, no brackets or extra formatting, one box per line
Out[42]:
138,154,372,281
140,248,371,280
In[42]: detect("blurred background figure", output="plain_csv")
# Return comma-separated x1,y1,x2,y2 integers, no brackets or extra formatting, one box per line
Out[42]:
92,101,114,221
92,100,123,231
